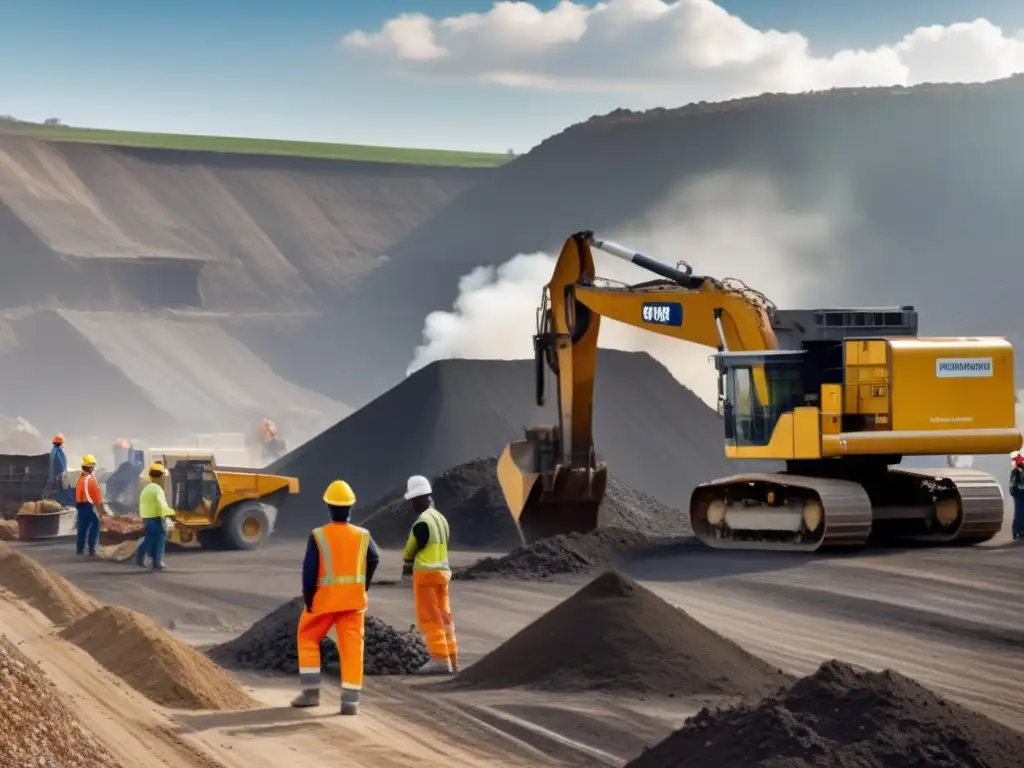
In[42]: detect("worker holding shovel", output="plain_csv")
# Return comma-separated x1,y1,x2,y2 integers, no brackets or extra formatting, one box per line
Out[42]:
136,463,175,570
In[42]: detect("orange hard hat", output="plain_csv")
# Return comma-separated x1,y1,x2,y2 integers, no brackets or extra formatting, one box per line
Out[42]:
52,434,64,445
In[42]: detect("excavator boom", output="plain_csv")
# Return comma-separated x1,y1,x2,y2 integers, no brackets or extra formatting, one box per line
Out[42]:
498,231,1023,550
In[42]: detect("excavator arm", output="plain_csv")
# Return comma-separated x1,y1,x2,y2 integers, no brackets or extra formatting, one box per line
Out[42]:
497,230,781,543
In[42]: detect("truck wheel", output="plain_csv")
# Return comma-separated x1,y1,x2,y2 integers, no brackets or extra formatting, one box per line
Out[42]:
197,528,224,550
222,502,271,551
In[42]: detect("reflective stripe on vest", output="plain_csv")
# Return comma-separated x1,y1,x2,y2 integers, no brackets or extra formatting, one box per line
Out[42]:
413,508,450,572
313,526,370,587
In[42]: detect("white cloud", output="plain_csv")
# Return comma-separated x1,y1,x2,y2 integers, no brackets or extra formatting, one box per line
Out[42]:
406,171,852,406
342,2,1024,97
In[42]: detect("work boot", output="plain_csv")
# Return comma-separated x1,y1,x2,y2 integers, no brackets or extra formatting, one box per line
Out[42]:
416,658,453,676
340,688,360,716
290,688,320,708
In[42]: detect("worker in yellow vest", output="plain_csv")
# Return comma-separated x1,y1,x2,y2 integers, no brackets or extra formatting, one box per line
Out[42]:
292,480,380,715
136,463,175,570
401,475,458,675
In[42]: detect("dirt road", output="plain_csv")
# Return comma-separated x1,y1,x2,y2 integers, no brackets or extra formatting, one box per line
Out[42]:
17,535,1024,764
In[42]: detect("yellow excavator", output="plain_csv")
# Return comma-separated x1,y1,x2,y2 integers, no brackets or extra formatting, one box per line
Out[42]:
497,231,1023,551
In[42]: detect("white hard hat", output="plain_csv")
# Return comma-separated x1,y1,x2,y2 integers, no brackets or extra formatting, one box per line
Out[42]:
404,475,432,500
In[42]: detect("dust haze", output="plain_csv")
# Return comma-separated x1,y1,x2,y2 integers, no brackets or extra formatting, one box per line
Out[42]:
407,171,854,406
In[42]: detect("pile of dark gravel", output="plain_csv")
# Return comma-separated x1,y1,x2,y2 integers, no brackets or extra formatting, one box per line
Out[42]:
454,527,655,580
457,570,791,697
626,659,1024,768
208,598,429,675
357,458,690,553
356,458,522,550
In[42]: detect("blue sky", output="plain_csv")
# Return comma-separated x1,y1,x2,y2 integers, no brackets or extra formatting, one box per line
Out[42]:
1,0,1021,153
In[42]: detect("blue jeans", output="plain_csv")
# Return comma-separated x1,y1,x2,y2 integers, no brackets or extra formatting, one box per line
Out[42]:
136,517,167,568
1013,495,1024,538
75,503,99,555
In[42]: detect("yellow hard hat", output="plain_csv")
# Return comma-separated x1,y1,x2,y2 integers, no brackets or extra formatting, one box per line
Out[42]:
149,462,167,475
323,480,356,507
81,454,97,467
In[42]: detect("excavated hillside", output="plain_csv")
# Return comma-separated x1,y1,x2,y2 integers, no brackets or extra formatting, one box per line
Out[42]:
0,136,486,430
270,350,747,537
314,77,1024,403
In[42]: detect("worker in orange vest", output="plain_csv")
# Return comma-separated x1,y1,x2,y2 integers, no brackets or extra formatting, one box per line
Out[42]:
291,480,380,715
75,454,107,557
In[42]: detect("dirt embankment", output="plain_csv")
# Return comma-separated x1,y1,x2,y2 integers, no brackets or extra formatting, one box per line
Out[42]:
327,77,1024,396
628,660,1024,768
0,634,120,768
457,570,791,698
0,541,101,626
59,605,256,710
0,136,484,313
271,351,732,535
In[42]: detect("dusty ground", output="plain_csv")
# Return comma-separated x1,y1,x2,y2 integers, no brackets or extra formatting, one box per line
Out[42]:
14,516,1024,766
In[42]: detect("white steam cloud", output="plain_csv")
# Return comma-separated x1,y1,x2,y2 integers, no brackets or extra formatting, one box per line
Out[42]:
406,171,852,405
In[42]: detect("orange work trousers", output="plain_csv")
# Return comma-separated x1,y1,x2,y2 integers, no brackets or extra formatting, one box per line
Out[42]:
296,608,365,692
413,570,458,667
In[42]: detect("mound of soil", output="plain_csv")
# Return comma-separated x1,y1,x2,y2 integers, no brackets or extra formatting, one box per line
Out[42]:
0,542,101,626
627,659,1024,768
360,458,690,552
59,605,256,711
357,458,522,549
0,519,16,540
457,570,790,697
99,514,144,545
455,527,653,580
0,634,120,768
209,597,430,675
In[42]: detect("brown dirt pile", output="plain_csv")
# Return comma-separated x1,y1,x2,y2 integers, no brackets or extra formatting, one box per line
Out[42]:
455,527,654,580
626,659,1024,768
17,498,64,515
59,605,256,711
0,542,100,626
99,514,144,544
457,570,790,697
0,634,120,768
0,519,16,540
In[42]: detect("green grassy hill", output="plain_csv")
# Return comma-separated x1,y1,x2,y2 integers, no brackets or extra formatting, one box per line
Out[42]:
0,122,511,167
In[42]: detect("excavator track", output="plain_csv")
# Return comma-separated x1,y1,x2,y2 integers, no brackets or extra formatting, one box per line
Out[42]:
689,467,1005,553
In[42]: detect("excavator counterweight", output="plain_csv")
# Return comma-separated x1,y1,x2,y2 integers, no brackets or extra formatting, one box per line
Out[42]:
497,230,1023,552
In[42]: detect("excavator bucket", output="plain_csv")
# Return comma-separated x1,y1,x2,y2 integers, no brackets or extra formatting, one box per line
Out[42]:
497,429,608,544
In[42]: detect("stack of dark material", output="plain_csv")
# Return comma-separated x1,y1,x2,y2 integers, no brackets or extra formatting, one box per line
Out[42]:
457,570,791,697
208,597,429,675
270,351,737,537
356,458,522,550
626,660,1024,768
455,527,653,580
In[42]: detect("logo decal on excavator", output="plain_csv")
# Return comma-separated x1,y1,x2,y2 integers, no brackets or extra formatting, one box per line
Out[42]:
641,302,683,327
935,358,993,378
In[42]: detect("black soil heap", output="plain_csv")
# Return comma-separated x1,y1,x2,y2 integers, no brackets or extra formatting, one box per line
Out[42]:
356,458,521,550
208,598,429,675
270,351,735,537
359,458,688,552
457,570,790,697
455,527,653,580
627,659,1024,768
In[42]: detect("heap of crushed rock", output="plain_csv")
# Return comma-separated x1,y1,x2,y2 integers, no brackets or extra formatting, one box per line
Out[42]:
60,605,256,711
626,659,1024,768
455,527,653,580
209,597,430,675
457,570,790,697
0,634,120,768
0,542,100,626
357,458,522,549
358,458,689,552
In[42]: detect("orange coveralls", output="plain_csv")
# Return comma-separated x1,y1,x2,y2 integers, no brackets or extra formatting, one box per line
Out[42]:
297,522,377,707
403,507,458,669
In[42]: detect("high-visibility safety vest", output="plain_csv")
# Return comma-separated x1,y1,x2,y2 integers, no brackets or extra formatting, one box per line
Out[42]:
310,522,371,614
75,473,102,505
410,508,450,573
